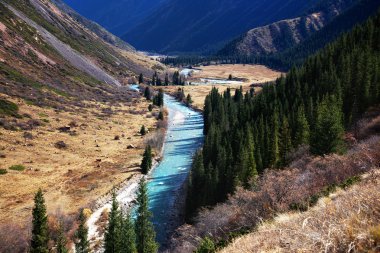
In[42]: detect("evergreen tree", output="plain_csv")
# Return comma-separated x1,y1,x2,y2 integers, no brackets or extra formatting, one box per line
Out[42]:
144,87,151,100
158,111,164,121
31,188,49,253
141,145,152,174
121,213,137,253
139,73,144,84
57,220,69,253
164,73,169,86
56,219,68,253
135,178,159,253
294,106,310,147
140,125,147,136
311,96,345,155
104,192,122,253
75,209,90,253
186,94,193,106
279,117,292,166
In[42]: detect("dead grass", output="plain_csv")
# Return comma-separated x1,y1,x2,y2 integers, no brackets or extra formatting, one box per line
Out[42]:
0,93,158,227
168,134,380,252
220,170,380,253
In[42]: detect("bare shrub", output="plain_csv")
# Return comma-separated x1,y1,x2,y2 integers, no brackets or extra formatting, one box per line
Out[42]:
220,172,380,253
0,223,30,253
145,129,165,151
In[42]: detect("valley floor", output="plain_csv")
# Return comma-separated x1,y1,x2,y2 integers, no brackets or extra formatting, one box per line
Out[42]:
164,64,282,110
0,92,157,227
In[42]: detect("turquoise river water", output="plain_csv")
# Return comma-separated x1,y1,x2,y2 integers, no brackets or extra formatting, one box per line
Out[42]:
131,85,204,245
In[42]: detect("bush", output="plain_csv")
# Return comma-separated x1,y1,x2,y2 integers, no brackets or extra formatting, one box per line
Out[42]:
0,99,19,117
9,165,25,171
0,169,7,175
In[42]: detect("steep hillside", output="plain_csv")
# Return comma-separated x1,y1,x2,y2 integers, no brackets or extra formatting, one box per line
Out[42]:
169,10,380,253
0,0,163,105
270,0,380,68
218,0,356,57
220,170,380,253
0,0,164,248
122,0,313,54
63,0,168,36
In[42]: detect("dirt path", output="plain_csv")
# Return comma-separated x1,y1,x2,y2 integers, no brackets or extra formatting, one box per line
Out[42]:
5,3,121,86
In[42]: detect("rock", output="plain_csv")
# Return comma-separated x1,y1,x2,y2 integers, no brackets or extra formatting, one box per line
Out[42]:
127,144,135,149
58,126,71,132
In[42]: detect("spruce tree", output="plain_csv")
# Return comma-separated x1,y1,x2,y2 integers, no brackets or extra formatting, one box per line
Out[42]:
164,73,169,86
294,106,310,147
139,73,144,84
186,94,193,106
140,125,147,136
141,145,152,175
121,213,137,253
279,117,292,166
144,87,151,100
31,189,49,253
56,219,68,253
135,178,159,253
104,192,122,253
75,209,90,253
311,96,345,155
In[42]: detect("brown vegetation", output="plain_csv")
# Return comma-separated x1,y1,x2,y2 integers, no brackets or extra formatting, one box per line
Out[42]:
168,133,380,252
0,93,158,229
220,170,380,253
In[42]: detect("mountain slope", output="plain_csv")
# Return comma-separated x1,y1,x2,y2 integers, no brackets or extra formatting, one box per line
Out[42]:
270,0,380,68
0,0,161,247
63,0,168,36
0,0,162,105
122,0,314,54
218,0,356,57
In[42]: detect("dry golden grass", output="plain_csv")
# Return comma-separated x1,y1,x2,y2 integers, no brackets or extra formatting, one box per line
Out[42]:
220,170,380,253
0,93,157,226
163,64,282,109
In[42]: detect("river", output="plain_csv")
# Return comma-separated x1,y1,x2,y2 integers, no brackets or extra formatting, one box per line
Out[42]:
146,93,204,245
87,85,204,250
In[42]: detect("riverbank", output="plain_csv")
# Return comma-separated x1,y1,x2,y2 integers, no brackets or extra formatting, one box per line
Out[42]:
86,88,204,251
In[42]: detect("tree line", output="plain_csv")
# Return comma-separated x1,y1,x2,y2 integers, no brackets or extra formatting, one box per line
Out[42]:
186,12,380,218
30,178,158,253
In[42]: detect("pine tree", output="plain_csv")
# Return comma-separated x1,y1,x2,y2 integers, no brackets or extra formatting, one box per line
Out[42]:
75,209,90,253
121,213,137,253
135,178,159,253
294,106,310,147
158,111,164,121
164,73,169,86
31,189,49,253
186,94,193,106
144,87,151,100
195,237,216,253
279,117,292,166
139,73,144,84
141,145,152,174
104,192,122,253
140,125,147,136
56,219,68,253
311,96,345,155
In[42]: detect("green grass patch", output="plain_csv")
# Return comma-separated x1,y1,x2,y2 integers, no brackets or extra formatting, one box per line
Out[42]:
9,164,25,171
0,98,19,117
0,169,7,175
